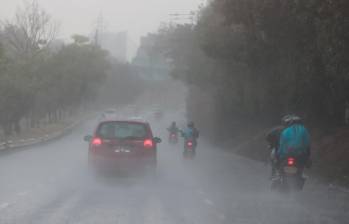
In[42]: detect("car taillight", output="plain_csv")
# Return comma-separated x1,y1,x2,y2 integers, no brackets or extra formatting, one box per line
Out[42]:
187,141,193,147
144,139,154,148
92,137,102,146
287,157,295,166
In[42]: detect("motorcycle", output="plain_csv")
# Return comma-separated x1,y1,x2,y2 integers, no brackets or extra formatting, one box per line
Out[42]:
183,139,196,159
168,132,178,144
271,157,306,192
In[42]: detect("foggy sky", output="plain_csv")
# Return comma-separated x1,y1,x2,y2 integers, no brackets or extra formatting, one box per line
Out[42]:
0,0,204,59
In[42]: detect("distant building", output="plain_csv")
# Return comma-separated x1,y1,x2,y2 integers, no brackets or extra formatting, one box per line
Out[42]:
99,31,127,62
132,34,171,80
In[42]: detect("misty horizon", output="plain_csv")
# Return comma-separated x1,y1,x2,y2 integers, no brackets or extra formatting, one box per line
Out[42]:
0,0,204,60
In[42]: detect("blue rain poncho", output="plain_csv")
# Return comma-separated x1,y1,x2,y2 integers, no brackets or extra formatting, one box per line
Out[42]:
278,124,310,159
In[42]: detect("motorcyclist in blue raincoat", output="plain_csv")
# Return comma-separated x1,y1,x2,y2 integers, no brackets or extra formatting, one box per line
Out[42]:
277,115,311,169
181,121,199,147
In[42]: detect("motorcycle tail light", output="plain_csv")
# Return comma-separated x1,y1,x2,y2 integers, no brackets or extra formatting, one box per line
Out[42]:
287,157,295,166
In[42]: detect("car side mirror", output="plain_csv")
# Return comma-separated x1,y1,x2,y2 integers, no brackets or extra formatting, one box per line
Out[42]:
153,137,162,144
84,135,93,142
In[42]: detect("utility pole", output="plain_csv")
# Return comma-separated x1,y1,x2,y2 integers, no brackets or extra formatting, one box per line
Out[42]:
94,13,105,46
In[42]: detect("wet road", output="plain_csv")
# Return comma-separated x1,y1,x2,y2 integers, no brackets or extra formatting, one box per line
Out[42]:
1,115,349,224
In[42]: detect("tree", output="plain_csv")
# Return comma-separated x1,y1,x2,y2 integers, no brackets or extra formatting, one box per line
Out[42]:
0,1,142,138
144,0,349,145
71,34,90,45
1,0,58,60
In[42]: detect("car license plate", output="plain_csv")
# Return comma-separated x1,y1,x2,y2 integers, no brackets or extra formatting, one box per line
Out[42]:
284,166,298,174
115,148,131,153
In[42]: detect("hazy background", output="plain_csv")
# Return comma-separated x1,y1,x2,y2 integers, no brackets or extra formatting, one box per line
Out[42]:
0,0,204,59
1,0,349,223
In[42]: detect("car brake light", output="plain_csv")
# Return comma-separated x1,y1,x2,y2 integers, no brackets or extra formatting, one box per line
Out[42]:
144,139,153,148
287,157,295,166
92,137,102,146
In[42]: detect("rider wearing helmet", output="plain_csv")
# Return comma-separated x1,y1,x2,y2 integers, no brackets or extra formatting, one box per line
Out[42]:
278,114,311,169
181,121,199,146
167,121,179,134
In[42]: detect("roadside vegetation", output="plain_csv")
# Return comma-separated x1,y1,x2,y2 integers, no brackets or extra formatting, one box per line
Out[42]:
0,1,142,140
141,0,349,186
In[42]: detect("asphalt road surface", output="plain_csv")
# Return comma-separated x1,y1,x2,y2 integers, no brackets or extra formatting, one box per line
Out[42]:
1,111,349,224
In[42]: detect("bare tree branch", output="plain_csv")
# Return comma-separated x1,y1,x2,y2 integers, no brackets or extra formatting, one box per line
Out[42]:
2,0,59,59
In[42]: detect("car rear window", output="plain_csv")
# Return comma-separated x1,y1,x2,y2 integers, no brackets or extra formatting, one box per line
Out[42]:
97,122,148,139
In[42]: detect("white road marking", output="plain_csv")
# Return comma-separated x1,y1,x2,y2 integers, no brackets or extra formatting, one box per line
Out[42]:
198,191,227,222
203,198,214,206
0,203,10,210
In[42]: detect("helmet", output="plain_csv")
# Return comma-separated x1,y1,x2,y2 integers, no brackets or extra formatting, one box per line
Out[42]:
187,121,194,128
282,114,302,126
281,115,291,126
